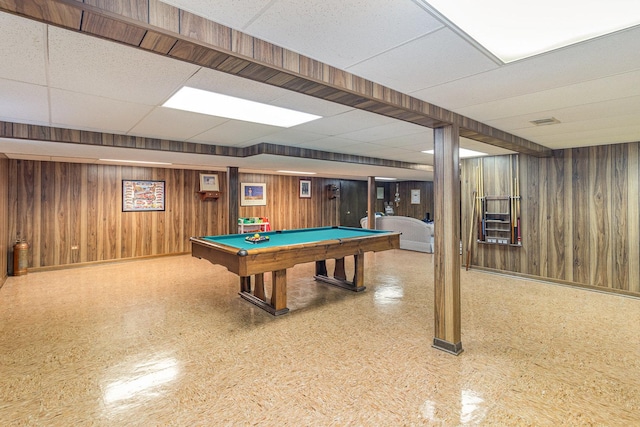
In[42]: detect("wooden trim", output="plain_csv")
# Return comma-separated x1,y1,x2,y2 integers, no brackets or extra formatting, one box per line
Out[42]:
0,0,552,157
0,121,429,171
24,251,190,273
472,266,640,300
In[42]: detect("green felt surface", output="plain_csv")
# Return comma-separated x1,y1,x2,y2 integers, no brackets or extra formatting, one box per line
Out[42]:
201,226,390,250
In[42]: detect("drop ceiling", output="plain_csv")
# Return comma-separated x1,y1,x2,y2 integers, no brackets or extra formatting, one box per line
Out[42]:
1,1,640,181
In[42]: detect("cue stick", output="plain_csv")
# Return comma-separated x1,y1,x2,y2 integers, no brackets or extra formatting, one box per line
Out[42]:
509,155,514,244
466,190,477,271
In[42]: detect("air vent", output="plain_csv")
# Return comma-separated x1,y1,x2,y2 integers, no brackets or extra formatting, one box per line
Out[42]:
530,117,561,126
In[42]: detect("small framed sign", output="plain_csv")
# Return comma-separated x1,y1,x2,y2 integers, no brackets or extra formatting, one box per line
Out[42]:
300,179,311,198
411,189,420,204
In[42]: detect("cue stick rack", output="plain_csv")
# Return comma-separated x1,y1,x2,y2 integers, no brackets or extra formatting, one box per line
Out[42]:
474,154,521,246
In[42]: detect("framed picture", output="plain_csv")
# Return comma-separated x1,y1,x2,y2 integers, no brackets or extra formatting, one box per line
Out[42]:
122,180,165,212
376,187,384,200
241,183,267,206
411,189,420,204
299,179,311,198
199,173,219,192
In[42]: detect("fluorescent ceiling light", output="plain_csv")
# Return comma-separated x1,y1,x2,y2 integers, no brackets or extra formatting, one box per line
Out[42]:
375,177,397,181
423,0,640,62
163,87,321,127
100,159,172,165
422,148,487,158
277,170,316,175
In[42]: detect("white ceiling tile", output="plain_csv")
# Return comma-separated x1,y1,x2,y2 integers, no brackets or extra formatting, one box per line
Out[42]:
0,79,49,124
0,13,47,85
295,109,398,135
160,0,272,30
295,137,364,152
50,89,154,134
271,91,354,118
47,26,199,105
129,107,229,141
184,68,289,104
244,0,444,69
458,70,640,123
348,28,499,93
188,121,281,146
339,121,429,143
368,132,435,150
413,25,640,111
245,129,325,146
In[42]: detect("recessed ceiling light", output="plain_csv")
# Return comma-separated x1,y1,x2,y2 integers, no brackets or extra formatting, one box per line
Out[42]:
99,159,172,165
163,87,322,127
422,0,640,62
421,148,487,158
277,170,317,175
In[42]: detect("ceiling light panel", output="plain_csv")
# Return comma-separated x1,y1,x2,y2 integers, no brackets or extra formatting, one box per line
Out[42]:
163,87,321,128
424,0,640,63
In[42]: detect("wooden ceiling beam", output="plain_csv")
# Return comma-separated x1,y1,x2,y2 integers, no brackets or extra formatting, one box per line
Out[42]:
0,0,553,157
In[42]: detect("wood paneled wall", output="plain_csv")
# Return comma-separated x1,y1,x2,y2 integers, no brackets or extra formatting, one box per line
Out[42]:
0,156,8,284
5,161,346,270
237,174,340,231
7,160,227,269
462,145,640,296
374,181,434,220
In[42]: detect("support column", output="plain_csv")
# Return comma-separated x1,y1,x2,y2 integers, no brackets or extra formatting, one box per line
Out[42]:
433,125,463,355
367,176,376,229
226,167,239,235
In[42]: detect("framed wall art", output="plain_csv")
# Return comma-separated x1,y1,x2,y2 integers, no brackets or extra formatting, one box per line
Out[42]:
299,179,311,198
122,180,165,212
411,189,421,204
240,183,267,206
199,173,220,192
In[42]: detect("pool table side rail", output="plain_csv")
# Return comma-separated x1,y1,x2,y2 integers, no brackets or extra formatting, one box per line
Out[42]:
190,231,400,277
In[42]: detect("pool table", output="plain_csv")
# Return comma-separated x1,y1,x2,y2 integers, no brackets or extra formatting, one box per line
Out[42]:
190,226,400,315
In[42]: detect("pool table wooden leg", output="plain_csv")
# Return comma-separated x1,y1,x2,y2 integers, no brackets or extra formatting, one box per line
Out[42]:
254,273,266,301
240,276,251,293
315,260,328,276
334,258,346,280
313,255,366,292
239,270,289,316
353,253,364,288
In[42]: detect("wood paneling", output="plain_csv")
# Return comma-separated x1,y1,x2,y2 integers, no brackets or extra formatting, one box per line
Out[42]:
390,181,434,220
433,125,462,354
462,142,640,297
6,162,359,270
8,161,227,269
237,174,341,231
0,156,8,284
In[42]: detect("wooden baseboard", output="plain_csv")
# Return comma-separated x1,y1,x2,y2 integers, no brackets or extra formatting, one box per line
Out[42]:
25,252,190,273
469,265,640,300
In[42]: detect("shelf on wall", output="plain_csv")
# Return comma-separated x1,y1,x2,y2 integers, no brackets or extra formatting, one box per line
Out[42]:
197,191,221,201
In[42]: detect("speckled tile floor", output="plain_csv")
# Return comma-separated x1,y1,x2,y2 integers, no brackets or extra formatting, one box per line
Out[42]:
1,250,639,426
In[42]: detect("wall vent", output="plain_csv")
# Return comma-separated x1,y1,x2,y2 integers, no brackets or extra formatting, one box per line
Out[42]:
530,117,560,126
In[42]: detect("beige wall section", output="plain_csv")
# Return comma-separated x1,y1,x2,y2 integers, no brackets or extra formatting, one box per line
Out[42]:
462,142,640,297
0,156,8,284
